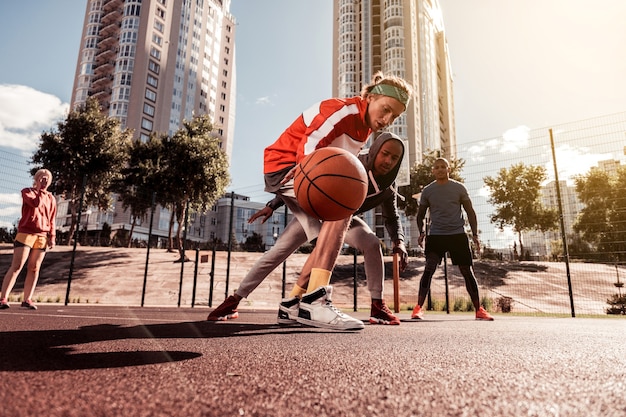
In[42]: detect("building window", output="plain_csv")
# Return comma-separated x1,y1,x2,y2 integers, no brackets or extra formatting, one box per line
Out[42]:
150,47,161,60
119,73,132,86
145,88,157,102
154,19,164,33
148,60,160,74
143,103,155,116
141,118,153,131
124,4,141,16
147,74,158,87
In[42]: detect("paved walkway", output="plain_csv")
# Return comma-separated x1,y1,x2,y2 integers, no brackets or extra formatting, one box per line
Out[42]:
1,305,625,416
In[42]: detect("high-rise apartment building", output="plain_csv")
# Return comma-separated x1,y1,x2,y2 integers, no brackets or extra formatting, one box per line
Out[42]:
66,0,236,244
333,0,456,247
333,0,455,169
71,0,236,155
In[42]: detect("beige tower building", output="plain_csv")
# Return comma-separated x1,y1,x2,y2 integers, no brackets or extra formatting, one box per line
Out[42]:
332,0,456,247
66,0,236,244
71,0,236,158
332,0,455,170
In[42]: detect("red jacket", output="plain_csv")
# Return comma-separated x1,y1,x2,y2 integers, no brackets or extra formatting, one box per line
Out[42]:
17,187,57,238
264,96,371,174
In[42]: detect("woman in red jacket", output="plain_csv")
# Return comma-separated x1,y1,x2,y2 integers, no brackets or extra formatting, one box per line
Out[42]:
0,169,57,310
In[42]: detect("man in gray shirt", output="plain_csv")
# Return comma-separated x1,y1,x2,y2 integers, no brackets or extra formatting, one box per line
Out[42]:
412,157,494,321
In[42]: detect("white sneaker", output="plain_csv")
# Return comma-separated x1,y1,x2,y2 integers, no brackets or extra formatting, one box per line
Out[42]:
297,286,364,330
277,296,300,324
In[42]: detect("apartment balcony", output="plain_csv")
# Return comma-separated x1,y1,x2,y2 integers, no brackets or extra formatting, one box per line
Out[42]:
99,20,121,38
97,33,118,49
89,87,112,101
93,60,115,75
91,73,114,89
95,47,117,64
101,0,123,23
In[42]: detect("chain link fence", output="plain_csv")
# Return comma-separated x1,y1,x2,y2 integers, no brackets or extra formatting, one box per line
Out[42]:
1,112,625,316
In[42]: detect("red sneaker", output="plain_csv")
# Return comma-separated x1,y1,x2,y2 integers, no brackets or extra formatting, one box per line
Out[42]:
207,295,240,321
369,299,400,325
475,306,494,321
411,304,424,319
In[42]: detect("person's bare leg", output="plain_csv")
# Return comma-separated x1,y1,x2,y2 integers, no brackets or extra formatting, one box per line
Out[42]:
22,249,46,302
1,246,30,300
296,217,351,291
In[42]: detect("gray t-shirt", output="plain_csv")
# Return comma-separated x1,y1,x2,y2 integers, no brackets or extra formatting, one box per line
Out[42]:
420,179,471,235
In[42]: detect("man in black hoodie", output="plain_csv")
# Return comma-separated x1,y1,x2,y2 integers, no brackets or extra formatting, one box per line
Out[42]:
208,132,408,326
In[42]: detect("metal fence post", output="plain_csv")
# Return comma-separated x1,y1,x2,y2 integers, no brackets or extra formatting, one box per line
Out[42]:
65,175,87,306
141,191,156,307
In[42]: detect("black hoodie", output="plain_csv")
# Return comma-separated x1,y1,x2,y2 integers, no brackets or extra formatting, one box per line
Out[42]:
354,131,405,243
266,131,406,243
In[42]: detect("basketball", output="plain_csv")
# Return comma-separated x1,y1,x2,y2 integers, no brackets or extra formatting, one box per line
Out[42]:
293,147,368,221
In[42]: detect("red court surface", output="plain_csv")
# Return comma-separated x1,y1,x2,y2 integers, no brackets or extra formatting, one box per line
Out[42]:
1,305,625,417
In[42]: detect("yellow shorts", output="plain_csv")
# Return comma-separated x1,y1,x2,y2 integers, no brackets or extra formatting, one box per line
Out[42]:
14,233,49,250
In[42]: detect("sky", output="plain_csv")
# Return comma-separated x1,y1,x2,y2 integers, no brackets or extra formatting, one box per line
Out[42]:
1,0,626,245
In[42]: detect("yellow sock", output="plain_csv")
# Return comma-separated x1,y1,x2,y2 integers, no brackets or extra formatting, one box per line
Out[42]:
306,268,332,293
289,284,307,299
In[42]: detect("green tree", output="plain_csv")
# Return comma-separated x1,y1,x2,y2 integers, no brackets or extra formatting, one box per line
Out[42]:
398,150,465,216
157,115,230,259
242,232,265,252
31,97,132,244
112,133,165,247
483,163,558,259
573,166,626,261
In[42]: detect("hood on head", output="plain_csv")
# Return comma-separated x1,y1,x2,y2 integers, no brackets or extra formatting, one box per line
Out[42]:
361,131,405,190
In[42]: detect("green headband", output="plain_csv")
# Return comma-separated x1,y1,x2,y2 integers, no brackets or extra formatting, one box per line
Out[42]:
370,84,410,107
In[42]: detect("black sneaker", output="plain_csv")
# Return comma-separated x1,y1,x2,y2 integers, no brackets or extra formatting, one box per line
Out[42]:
21,300,37,310
0,299,9,310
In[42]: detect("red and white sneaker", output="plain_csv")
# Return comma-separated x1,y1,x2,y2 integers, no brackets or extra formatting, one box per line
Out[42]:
207,295,240,321
475,306,494,321
411,304,424,320
369,299,400,325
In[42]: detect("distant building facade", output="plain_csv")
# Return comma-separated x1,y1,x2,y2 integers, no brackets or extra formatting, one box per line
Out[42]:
523,159,624,258
523,180,584,259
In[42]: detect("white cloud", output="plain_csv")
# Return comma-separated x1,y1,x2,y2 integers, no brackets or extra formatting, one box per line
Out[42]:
0,193,21,229
0,84,68,152
0,193,21,205
545,144,614,185
500,125,530,154
255,96,272,106
466,126,531,159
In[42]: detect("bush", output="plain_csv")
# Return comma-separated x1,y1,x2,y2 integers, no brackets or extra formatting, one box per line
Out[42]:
496,296,514,313
606,294,626,315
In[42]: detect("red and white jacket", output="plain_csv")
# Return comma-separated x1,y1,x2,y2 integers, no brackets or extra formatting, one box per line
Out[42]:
263,96,371,175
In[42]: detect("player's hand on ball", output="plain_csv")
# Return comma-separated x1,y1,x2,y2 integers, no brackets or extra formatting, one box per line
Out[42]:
280,166,298,185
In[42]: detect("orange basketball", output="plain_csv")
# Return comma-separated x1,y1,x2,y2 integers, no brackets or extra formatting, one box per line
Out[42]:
293,147,368,221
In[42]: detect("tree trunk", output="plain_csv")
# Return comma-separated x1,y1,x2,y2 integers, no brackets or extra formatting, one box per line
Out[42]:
167,209,175,252
175,202,189,262
127,216,137,248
